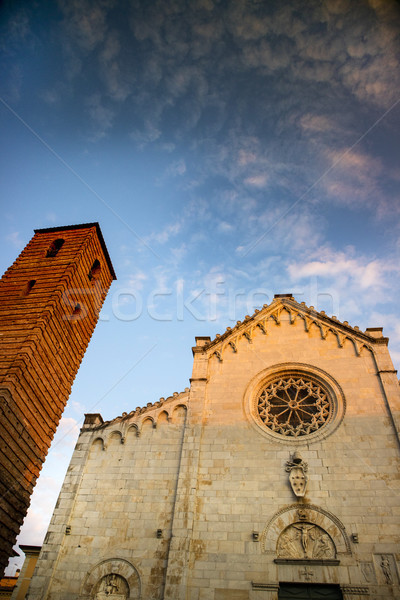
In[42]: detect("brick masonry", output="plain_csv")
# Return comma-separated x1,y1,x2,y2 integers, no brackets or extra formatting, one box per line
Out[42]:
27,297,400,599
0,223,115,575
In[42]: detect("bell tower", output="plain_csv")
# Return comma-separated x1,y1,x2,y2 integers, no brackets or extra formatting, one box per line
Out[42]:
0,223,116,574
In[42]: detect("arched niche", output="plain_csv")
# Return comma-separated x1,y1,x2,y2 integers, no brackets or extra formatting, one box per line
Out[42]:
89,438,104,455
157,411,169,426
126,424,139,442
107,430,123,447
140,417,154,434
260,504,351,556
171,404,187,425
80,558,140,599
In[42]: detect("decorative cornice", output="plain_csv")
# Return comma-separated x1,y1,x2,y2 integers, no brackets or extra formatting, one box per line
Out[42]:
274,558,340,566
251,582,279,591
202,296,384,363
341,585,369,595
83,388,190,431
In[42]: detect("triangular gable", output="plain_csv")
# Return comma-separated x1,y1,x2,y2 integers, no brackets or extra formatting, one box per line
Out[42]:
202,294,387,362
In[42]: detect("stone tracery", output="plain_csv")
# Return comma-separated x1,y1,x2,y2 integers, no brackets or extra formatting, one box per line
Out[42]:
257,376,332,437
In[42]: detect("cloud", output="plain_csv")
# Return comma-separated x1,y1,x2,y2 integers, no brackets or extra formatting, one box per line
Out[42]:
6,231,23,247
126,271,148,291
146,220,182,245
98,31,133,102
85,93,115,140
58,0,110,53
217,221,234,233
165,158,186,177
130,122,162,148
244,174,269,188
45,212,58,223
299,114,336,134
287,249,400,318
318,147,400,217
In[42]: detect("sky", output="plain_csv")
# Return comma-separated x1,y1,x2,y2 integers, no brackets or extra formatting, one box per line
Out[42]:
1,0,400,573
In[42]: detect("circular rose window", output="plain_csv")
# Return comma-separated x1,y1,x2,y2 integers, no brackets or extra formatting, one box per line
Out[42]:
245,364,345,443
257,376,332,437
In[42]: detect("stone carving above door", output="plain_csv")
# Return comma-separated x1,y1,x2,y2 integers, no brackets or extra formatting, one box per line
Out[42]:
80,558,140,600
260,503,351,556
277,522,336,559
93,573,129,599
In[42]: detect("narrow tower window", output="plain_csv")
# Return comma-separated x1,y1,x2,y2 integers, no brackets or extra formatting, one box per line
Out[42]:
21,280,36,296
46,239,65,257
88,259,101,281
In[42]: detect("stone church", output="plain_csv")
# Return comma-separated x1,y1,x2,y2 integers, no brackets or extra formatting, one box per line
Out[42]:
26,295,400,599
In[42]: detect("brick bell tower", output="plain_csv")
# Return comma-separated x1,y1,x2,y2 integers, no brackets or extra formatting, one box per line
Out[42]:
0,223,116,574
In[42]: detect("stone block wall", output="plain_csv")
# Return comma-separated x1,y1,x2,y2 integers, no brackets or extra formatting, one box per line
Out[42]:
27,392,189,600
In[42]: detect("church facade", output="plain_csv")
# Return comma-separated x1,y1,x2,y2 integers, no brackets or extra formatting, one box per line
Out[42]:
27,295,400,599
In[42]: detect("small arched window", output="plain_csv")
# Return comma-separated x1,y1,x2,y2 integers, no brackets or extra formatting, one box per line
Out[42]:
88,259,101,281
46,239,65,257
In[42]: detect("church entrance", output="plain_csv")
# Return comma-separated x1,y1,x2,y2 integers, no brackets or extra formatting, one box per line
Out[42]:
278,583,343,599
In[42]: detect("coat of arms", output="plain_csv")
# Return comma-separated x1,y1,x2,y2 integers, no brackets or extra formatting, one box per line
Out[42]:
285,452,308,497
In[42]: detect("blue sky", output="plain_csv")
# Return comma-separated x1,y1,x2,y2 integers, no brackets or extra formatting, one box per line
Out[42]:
1,0,400,570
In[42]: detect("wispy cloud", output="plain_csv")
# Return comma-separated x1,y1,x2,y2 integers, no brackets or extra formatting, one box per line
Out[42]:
85,92,115,140
287,248,400,317
6,231,23,247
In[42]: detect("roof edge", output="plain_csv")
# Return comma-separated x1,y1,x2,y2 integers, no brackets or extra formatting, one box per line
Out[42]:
202,295,386,350
34,222,116,280
82,387,190,431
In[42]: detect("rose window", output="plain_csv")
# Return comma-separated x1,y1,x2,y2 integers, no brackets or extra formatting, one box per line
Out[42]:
257,376,332,437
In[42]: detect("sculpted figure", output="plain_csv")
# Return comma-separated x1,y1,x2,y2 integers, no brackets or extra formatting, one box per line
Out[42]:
313,534,332,558
277,531,300,558
381,556,393,585
94,573,127,599
277,522,335,560
292,523,316,558
105,574,119,595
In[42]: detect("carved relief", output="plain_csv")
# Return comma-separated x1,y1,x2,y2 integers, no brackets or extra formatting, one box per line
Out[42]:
373,553,398,585
360,561,376,583
380,555,393,584
261,503,351,555
92,573,129,599
277,522,336,559
286,452,308,497
296,508,308,521
81,558,140,600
